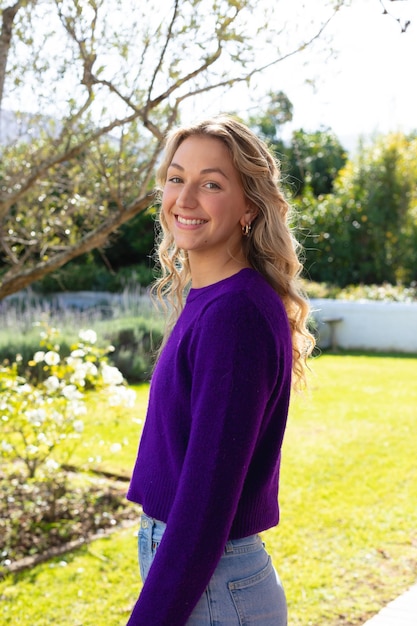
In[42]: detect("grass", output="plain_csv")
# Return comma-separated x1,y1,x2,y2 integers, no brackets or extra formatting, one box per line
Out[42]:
1,353,416,625
267,353,417,625
58,383,151,478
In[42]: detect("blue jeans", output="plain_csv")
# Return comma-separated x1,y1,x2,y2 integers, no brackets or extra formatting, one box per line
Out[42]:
138,513,287,625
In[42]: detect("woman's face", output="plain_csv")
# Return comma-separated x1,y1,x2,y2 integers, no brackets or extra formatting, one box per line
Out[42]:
162,135,253,262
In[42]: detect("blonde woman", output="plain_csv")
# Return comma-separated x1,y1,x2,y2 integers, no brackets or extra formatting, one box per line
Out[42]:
126,115,313,625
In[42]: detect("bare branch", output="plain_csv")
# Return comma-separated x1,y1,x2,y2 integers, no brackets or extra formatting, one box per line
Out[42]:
145,0,180,111
0,0,27,106
379,0,411,32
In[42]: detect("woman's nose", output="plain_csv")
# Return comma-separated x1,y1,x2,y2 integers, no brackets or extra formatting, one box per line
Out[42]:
176,184,197,209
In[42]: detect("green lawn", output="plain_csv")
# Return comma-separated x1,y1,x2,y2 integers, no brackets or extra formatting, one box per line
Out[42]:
1,353,416,625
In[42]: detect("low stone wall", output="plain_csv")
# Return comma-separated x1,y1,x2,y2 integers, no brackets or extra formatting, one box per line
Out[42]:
311,299,417,353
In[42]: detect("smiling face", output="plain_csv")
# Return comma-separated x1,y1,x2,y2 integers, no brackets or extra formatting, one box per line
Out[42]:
162,135,255,270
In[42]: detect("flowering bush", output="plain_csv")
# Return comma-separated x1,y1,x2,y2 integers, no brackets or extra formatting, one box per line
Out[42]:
0,324,135,479
303,279,417,302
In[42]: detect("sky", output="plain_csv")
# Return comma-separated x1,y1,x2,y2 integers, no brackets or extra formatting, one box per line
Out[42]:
281,0,417,150
186,0,417,152
3,0,416,152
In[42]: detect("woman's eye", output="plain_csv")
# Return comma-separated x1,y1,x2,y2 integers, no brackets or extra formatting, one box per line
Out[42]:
205,182,220,190
168,176,182,184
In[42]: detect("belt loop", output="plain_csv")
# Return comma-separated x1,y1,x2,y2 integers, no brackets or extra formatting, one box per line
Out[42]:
141,512,155,530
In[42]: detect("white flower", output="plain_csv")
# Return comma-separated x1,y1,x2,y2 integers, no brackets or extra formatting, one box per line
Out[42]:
26,444,39,455
84,361,98,377
1,441,13,453
44,351,60,366
17,383,32,394
26,408,46,425
70,349,85,358
67,356,83,369
110,442,122,453
70,361,98,386
70,370,85,386
68,401,87,416
45,458,60,472
33,351,46,363
37,433,52,446
101,364,124,386
62,384,83,400
108,386,136,408
73,419,84,433
44,375,60,393
51,411,64,425
79,329,97,344
124,388,137,407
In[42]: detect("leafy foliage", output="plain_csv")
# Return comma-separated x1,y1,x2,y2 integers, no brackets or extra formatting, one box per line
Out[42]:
247,96,347,197
285,128,348,197
298,132,417,286
0,323,135,478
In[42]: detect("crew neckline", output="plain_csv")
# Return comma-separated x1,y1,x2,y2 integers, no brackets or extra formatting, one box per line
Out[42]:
187,268,255,300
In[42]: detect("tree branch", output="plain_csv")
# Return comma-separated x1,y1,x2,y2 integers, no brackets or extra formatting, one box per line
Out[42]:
145,0,180,112
0,0,26,107
0,109,141,218
0,191,155,299
379,0,411,32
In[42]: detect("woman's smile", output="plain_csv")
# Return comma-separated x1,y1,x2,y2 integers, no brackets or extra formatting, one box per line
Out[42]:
175,214,208,227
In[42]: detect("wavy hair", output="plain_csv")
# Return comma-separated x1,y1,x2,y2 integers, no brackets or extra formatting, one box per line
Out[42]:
153,115,314,387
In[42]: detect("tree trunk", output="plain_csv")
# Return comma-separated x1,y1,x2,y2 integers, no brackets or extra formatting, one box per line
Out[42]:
0,1,26,109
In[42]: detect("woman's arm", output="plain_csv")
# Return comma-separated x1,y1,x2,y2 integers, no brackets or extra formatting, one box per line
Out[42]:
127,294,288,625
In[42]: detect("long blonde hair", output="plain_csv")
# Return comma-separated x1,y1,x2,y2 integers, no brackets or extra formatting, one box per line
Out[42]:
153,115,314,387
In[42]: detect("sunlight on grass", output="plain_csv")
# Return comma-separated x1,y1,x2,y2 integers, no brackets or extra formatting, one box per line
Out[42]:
0,529,141,626
264,353,417,625
1,354,416,626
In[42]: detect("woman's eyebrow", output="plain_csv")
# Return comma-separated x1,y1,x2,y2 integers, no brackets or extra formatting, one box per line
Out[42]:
168,162,229,179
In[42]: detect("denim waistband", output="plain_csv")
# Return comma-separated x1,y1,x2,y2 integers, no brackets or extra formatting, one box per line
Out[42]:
140,512,261,555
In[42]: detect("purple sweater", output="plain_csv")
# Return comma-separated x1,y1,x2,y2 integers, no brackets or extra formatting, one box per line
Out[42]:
126,268,292,625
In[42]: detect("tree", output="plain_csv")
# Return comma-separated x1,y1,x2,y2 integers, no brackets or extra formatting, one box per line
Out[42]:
247,90,294,152
247,99,347,197
285,128,348,197
0,0,346,299
298,132,417,286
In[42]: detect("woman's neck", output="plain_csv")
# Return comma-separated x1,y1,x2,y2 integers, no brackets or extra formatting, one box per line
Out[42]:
189,252,250,289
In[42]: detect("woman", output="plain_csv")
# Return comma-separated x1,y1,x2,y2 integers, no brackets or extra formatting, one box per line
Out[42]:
126,115,314,625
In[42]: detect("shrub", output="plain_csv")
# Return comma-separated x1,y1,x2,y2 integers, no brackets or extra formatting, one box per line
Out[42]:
0,324,135,479
102,318,163,382
33,260,156,294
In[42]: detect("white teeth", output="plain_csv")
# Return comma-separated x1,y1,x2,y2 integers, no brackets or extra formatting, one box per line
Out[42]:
177,216,207,225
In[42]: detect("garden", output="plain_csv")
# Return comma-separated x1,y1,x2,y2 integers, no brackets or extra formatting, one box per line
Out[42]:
2,2,417,623
0,293,416,625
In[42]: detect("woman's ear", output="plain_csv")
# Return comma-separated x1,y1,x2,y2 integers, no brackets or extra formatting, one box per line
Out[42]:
240,202,259,228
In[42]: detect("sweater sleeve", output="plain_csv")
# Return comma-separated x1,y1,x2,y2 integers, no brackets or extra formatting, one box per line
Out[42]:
126,294,284,625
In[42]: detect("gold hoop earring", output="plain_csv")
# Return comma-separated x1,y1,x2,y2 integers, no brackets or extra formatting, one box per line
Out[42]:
242,223,252,237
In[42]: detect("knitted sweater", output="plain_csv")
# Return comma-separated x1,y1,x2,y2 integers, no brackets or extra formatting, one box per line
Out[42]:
126,268,293,625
